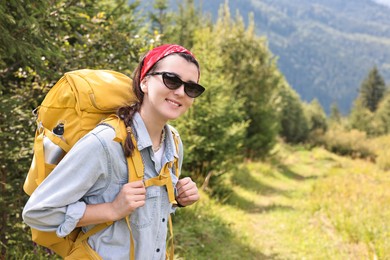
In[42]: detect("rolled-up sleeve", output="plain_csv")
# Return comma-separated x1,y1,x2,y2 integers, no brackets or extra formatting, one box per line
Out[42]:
22,129,112,236
57,201,86,237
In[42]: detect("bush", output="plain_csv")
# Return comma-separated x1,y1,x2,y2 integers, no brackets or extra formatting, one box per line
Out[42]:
312,127,376,160
370,135,390,170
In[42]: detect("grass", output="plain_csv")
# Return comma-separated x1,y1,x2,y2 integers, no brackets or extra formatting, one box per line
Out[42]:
173,142,390,259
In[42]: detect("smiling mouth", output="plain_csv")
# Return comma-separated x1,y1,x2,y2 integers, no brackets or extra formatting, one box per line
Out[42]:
166,99,182,107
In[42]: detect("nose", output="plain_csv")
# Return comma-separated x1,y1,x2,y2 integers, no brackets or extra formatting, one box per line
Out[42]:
173,84,186,96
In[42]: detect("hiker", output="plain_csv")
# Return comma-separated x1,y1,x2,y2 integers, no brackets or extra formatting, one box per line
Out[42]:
23,44,203,259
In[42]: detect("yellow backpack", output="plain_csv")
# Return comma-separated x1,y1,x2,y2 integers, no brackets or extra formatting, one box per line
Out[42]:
23,69,179,259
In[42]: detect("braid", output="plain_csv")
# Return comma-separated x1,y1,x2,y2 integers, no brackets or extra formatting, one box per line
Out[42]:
117,104,140,157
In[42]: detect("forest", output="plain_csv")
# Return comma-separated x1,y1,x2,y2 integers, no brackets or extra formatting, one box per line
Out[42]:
187,0,390,114
1,0,389,259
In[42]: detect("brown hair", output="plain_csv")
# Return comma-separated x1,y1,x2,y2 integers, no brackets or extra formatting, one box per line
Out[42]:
117,52,200,157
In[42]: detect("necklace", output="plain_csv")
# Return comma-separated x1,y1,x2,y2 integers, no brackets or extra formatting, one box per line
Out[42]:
152,128,165,152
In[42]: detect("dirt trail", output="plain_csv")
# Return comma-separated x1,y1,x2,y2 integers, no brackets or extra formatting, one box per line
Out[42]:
221,147,373,259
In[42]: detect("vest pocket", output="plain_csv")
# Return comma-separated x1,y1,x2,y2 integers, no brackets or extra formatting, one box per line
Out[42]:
130,186,160,229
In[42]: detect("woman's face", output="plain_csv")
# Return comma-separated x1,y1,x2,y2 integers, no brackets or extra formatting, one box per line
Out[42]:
141,54,199,122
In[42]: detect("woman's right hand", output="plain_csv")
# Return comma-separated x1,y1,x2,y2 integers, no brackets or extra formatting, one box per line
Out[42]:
110,180,146,221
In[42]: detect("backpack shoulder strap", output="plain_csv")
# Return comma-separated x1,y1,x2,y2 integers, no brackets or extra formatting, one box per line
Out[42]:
101,114,143,260
102,115,144,182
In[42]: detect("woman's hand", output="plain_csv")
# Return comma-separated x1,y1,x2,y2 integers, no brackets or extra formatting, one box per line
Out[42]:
110,180,146,220
176,177,200,207
77,181,145,227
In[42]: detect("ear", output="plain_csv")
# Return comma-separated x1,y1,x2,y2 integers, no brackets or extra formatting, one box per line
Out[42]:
140,80,148,93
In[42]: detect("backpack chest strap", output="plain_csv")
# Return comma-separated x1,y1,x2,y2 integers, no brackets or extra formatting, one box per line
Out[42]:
143,161,178,204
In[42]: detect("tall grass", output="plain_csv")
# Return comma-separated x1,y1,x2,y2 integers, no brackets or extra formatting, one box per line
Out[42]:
310,161,390,258
370,135,390,170
174,141,390,259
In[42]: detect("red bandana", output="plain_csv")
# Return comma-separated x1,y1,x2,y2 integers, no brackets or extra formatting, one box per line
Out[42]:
140,44,196,81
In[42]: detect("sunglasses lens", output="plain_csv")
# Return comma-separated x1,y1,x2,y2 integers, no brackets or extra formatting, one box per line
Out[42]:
162,73,182,90
162,72,205,98
184,83,205,98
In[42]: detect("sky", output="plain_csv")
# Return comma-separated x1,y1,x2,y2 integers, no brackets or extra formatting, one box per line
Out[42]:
373,0,390,7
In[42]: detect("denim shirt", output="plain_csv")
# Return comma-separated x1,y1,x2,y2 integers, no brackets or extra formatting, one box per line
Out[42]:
23,112,183,260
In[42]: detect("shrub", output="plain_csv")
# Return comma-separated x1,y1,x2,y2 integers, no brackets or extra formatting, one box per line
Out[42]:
312,127,376,160
370,135,390,170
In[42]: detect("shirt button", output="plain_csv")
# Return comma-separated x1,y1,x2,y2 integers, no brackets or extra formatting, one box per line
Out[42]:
162,218,165,222
156,248,160,252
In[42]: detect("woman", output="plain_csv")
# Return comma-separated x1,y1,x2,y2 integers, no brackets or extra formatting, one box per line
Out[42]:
23,44,203,259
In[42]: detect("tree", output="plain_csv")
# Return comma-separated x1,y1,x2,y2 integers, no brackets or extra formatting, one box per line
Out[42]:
349,99,376,135
173,25,248,185
278,83,309,143
0,1,148,257
358,66,386,112
161,0,206,49
348,66,387,135
214,4,282,158
374,92,390,135
329,102,342,123
0,0,59,84
304,99,328,133
149,0,171,34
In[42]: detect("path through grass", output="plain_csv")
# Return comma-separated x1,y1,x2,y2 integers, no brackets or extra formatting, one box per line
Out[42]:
174,143,390,259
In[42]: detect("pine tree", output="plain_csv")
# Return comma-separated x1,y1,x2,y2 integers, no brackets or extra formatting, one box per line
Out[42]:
214,3,282,158
329,102,342,123
349,99,375,135
358,66,386,112
278,84,309,143
162,0,204,48
149,0,171,34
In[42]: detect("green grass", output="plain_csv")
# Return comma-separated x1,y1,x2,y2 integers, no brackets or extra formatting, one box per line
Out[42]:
173,143,390,259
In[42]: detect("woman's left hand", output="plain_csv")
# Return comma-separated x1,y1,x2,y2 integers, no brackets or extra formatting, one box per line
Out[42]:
176,177,200,207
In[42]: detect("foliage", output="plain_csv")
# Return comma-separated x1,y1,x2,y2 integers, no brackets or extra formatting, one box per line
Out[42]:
349,99,376,135
173,25,248,182
278,83,309,143
357,66,386,113
329,102,342,124
214,4,282,158
173,192,260,259
0,0,150,258
369,134,390,171
311,159,390,259
161,0,205,48
0,0,57,85
373,92,390,135
311,126,376,160
148,0,171,34
164,1,282,188
304,98,328,133
175,143,390,259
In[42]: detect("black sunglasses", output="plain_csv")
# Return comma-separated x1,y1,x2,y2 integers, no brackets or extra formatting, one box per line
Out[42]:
146,71,205,98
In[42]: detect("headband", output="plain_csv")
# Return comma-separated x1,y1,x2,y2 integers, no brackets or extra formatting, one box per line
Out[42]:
140,44,196,81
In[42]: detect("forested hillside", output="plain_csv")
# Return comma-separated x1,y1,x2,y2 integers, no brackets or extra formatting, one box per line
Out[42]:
144,0,390,113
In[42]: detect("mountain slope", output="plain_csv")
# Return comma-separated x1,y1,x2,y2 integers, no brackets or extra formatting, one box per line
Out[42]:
198,0,390,113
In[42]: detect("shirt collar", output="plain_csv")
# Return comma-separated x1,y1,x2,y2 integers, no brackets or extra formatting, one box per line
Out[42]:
132,112,178,160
